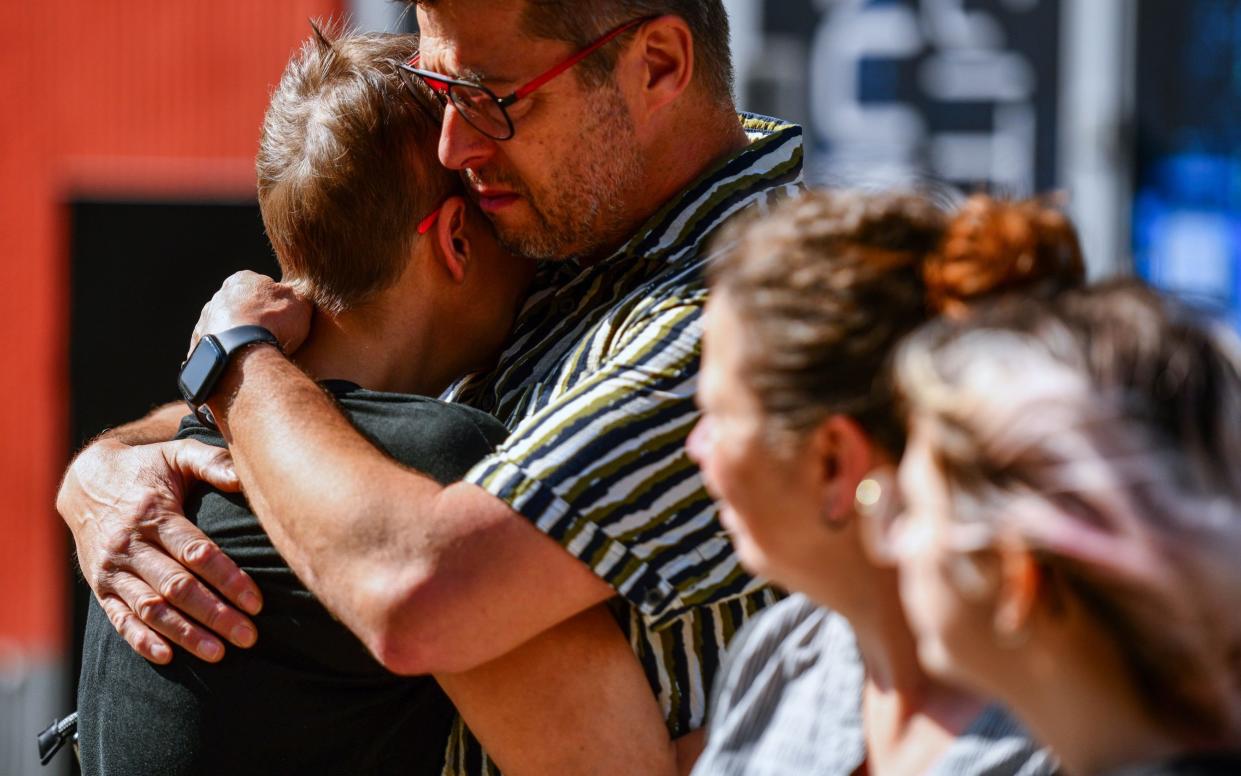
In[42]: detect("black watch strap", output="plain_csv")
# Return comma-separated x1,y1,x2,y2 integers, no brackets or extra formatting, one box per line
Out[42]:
214,325,281,358
179,325,282,428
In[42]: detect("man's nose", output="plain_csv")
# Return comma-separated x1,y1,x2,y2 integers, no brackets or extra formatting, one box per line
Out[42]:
437,103,496,171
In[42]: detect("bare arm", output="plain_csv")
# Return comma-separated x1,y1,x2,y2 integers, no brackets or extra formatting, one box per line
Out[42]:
436,604,678,776
212,345,615,673
676,729,707,776
101,401,186,446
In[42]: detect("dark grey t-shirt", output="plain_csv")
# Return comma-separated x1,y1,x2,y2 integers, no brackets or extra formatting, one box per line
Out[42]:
692,593,1057,776
78,383,510,776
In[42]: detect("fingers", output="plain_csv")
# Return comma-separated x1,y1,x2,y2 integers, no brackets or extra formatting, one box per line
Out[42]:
161,440,261,617
104,563,231,663
166,438,239,493
155,516,263,620
189,271,312,355
98,593,174,665
72,438,263,666
134,542,258,650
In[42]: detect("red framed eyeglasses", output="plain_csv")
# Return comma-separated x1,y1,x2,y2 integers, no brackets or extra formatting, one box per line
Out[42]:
397,15,654,141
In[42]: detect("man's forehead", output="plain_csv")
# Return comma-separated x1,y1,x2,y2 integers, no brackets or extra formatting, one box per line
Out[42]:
416,0,536,81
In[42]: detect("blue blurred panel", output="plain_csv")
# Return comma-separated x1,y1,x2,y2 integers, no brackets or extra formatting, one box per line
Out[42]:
1134,1,1241,329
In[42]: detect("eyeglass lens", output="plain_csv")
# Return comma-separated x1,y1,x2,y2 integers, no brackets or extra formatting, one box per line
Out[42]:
448,85,512,140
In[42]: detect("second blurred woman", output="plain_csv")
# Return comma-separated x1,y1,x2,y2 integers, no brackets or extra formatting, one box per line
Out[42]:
885,281,1241,775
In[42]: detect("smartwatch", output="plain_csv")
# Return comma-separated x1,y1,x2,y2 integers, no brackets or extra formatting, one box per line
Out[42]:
179,325,281,426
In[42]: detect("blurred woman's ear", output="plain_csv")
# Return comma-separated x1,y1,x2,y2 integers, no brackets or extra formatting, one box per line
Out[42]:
816,414,877,528
993,541,1042,648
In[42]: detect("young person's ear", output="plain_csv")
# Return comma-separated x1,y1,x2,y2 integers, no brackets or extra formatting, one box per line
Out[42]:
814,414,875,528
430,195,471,285
624,15,694,121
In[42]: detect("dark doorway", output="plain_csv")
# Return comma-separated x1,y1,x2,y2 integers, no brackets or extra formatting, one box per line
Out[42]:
65,199,280,741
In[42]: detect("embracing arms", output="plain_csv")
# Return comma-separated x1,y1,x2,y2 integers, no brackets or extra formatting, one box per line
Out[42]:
211,342,616,673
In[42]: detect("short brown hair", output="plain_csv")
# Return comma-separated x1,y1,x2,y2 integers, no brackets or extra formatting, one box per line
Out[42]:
257,23,457,313
413,0,734,105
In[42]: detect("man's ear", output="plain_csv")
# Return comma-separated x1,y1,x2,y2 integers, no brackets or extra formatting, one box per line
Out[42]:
625,15,694,121
430,195,471,285
815,414,876,526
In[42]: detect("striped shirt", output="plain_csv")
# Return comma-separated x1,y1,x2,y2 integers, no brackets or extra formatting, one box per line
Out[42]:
694,594,1058,776
441,113,804,776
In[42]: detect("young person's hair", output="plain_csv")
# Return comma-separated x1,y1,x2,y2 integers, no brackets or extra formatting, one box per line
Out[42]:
411,0,734,106
257,23,457,314
707,190,1085,457
894,281,1241,740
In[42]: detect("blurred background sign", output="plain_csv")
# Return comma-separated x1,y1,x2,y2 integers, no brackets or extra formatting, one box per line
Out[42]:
731,0,1062,196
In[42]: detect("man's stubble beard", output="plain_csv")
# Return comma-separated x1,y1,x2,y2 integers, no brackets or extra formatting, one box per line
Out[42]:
493,82,645,261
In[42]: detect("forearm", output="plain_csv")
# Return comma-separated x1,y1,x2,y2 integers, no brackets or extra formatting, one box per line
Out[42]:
211,346,614,673
675,729,706,776
211,347,443,649
101,401,186,446
436,604,677,776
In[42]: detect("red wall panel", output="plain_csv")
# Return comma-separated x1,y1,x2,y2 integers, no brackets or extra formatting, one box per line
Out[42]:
0,0,343,654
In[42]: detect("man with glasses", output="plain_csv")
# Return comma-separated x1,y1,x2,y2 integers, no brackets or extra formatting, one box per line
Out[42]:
57,2,803,772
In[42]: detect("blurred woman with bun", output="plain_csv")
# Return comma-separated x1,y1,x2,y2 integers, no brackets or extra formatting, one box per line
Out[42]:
687,190,1081,775
882,281,1241,775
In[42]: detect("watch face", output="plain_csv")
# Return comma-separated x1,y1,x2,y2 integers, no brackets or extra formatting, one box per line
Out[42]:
178,336,226,405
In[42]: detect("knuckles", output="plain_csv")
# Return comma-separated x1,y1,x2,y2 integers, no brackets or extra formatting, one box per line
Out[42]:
133,593,171,624
159,573,199,604
98,527,136,570
181,538,216,568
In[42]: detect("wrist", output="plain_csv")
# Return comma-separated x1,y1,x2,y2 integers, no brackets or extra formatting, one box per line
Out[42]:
180,326,282,429
58,437,127,526
204,342,285,430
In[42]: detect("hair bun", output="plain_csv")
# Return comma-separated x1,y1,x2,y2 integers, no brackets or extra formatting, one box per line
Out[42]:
925,194,1085,317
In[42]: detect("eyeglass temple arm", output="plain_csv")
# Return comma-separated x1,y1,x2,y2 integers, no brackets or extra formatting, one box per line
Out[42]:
511,16,649,101
417,205,443,235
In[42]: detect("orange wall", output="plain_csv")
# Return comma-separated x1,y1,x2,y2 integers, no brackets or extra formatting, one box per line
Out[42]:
0,0,342,654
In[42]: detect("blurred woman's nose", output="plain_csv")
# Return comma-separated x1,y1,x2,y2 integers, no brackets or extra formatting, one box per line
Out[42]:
687,416,714,466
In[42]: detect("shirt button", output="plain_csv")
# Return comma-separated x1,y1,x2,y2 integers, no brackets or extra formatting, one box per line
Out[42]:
643,588,665,608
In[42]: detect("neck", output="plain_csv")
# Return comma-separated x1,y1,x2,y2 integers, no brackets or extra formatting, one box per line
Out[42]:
293,300,465,398
584,104,749,264
993,615,1187,775
833,563,985,775
847,570,930,696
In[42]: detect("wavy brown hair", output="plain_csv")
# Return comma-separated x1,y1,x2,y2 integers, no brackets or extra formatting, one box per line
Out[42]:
708,189,1085,456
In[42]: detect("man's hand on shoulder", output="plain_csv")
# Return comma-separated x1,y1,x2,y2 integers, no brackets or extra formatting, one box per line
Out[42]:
58,436,263,664
189,271,312,357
